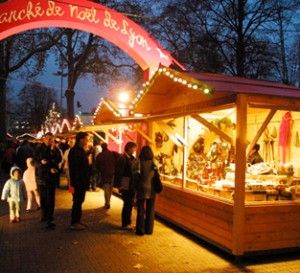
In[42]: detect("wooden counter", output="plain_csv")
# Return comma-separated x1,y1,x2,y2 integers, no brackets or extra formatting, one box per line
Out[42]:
155,184,234,253
155,184,300,255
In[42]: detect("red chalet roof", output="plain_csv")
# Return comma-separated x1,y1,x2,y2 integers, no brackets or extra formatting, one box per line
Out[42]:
185,71,300,98
131,65,300,116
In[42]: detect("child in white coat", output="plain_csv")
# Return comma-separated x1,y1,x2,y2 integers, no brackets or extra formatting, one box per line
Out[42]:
23,157,41,212
1,166,27,223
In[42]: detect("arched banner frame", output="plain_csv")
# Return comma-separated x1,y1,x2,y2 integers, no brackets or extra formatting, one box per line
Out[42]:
0,0,185,78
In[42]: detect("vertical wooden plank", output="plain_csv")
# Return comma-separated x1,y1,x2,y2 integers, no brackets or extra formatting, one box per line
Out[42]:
233,94,248,256
183,116,188,188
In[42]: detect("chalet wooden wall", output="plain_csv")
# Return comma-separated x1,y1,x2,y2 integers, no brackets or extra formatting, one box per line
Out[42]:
244,202,300,253
155,185,300,255
155,185,234,253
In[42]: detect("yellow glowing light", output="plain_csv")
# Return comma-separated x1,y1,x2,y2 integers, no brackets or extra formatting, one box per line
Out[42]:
118,92,130,103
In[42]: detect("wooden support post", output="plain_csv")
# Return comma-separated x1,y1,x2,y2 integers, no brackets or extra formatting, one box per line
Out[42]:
232,94,247,256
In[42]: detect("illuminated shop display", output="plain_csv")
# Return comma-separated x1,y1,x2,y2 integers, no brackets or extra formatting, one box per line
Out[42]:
149,108,300,202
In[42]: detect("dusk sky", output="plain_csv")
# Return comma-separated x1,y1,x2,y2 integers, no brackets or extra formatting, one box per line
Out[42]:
8,58,108,114
8,47,140,115
40,62,104,113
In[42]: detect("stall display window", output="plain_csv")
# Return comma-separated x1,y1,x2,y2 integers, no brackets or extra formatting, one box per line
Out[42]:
186,109,235,197
188,107,300,202
151,108,300,202
244,108,300,202
152,118,184,188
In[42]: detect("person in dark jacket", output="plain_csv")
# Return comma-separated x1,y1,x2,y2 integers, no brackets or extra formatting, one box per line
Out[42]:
16,140,34,173
247,143,264,165
33,132,62,229
114,141,138,231
135,145,156,236
1,141,17,175
95,143,117,209
68,132,91,230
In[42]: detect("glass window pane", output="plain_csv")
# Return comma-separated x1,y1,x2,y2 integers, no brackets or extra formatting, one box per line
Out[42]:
152,118,184,188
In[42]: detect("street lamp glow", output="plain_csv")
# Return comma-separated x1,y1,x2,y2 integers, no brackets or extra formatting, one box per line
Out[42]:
118,92,130,103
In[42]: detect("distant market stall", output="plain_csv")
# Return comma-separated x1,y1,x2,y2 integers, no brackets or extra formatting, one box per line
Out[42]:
80,97,150,153
16,133,37,141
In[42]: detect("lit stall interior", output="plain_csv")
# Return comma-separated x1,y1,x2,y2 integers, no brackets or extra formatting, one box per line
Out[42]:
130,65,300,256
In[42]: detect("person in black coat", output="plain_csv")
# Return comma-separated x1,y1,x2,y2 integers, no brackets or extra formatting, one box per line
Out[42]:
114,141,138,231
16,140,34,173
33,132,62,229
95,143,117,209
68,132,91,230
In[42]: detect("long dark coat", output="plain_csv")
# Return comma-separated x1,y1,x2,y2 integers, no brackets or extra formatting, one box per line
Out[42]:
95,149,116,184
68,144,90,191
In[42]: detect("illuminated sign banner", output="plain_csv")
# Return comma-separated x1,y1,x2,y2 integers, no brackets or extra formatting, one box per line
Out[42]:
0,0,185,75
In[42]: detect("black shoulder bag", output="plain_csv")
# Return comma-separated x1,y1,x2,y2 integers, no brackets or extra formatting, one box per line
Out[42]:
152,163,163,194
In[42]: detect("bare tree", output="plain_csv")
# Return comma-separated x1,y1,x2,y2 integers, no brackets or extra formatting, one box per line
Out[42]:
0,0,144,140
289,38,300,87
267,0,300,84
50,28,141,120
195,0,278,77
47,0,149,120
144,0,224,73
15,82,58,133
150,0,299,84
0,30,59,142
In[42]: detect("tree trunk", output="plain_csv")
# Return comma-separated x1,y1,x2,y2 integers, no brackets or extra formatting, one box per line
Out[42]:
236,0,245,77
277,7,289,84
0,40,7,142
0,78,7,142
65,88,75,121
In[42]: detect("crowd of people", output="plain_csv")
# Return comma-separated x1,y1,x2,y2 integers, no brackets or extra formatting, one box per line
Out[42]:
0,133,159,236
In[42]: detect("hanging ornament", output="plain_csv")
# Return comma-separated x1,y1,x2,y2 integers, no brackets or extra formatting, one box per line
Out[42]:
294,132,300,148
278,111,292,163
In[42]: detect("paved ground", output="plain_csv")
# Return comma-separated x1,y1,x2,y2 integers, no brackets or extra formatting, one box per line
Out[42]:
1,173,300,273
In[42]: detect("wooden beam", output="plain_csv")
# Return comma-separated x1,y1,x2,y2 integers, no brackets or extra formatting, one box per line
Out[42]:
190,114,233,144
247,108,277,155
104,129,122,144
157,121,186,147
91,130,106,143
134,125,153,143
248,95,300,111
122,130,135,142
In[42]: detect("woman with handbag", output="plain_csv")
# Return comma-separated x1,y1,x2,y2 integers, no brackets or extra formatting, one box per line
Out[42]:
135,145,157,236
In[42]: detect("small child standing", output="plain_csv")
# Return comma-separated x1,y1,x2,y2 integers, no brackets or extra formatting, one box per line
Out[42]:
1,166,27,223
23,158,41,212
